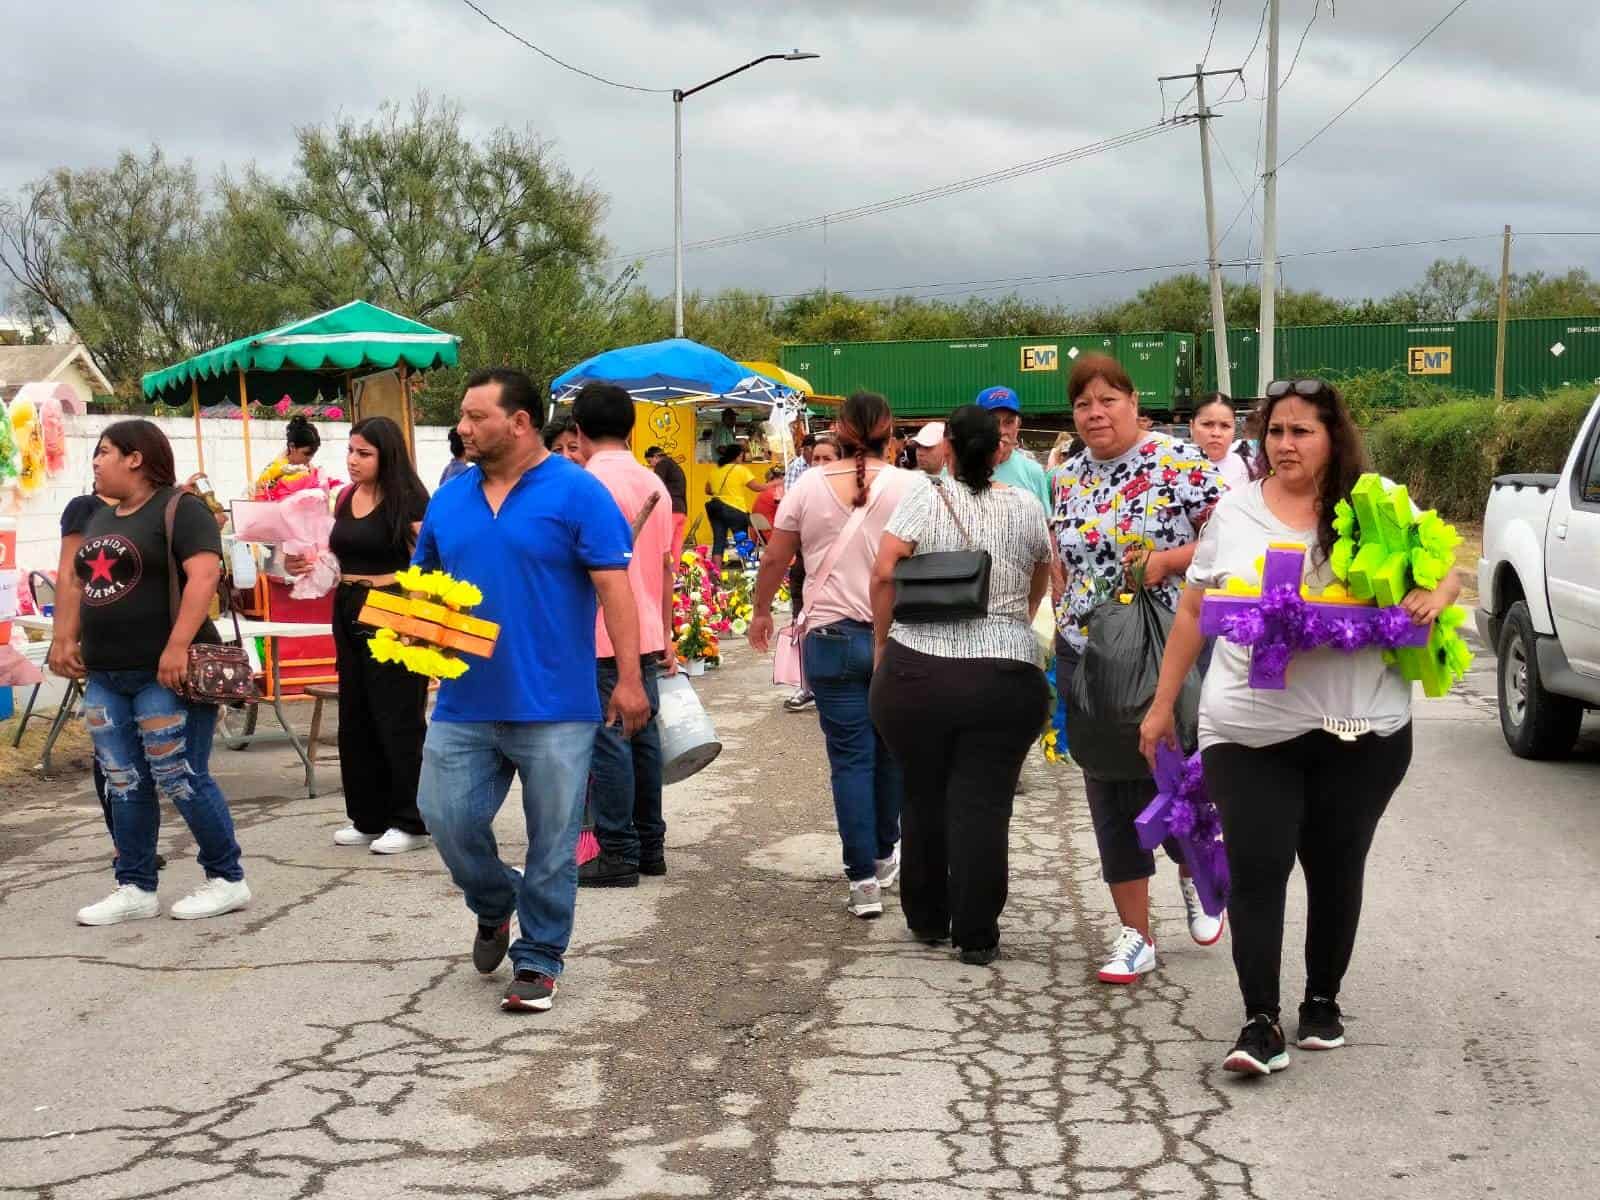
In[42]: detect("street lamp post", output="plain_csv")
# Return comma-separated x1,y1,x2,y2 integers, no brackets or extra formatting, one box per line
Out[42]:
674,50,820,338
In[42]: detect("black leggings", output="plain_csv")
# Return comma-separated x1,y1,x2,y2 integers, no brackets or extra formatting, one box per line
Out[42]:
705,498,750,561
871,641,1050,952
1203,724,1413,1021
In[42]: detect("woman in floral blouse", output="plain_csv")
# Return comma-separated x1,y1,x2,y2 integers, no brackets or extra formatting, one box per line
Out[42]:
1052,354,1226,986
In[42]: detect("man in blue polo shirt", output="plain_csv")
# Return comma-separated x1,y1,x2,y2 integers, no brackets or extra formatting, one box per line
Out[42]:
414,366,650,1014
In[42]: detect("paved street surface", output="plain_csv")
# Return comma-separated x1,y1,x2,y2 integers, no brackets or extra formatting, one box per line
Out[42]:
2,641,1597,1199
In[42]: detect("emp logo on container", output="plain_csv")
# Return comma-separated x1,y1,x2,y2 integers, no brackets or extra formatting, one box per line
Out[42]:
1020,345,1059,372
1407,346,1452,375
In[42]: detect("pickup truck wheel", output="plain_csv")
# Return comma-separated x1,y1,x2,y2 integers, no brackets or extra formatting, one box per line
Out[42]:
1497,601,1583,759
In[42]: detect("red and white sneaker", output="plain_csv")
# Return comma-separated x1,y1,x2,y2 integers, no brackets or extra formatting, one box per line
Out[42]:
1180,876,1225,946
1097,926,1156,984
501,969,557,1013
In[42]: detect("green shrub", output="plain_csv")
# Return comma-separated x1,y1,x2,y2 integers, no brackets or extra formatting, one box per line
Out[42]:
1366,387,1596,519
1333,367,1478,424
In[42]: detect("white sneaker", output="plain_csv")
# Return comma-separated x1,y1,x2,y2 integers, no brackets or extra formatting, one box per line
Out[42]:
846,878,883,919
1097,925,1156,984
334,827,380,847
874,844,901,890
77,884,161,926
370,829,432,855
1180,875,1225,946
170,877,251,920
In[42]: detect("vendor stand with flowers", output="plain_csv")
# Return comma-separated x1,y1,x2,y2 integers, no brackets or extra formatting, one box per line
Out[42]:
139,301,459,706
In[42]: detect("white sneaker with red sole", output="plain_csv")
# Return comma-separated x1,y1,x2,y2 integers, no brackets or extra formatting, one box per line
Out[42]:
1097,925,1156,984
1180,876,1225,946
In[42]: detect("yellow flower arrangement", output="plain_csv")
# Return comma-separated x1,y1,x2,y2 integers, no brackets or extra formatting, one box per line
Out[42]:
359,567,498,679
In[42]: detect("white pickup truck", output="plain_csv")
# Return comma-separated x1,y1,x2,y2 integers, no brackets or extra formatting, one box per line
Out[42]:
1476,392,1600,757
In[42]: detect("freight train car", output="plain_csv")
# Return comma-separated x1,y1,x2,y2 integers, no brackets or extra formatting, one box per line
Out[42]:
780,331,1193,420
1203,316,1600,398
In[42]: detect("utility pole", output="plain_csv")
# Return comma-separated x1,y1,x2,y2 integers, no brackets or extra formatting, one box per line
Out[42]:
1494,224,1513,403
1161,64,1245,398
1258,0,1282,394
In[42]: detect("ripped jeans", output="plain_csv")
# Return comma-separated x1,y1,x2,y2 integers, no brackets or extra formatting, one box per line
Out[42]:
84,671,243,892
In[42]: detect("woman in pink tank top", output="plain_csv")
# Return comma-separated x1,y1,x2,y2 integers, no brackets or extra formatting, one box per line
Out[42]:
748,392,911,921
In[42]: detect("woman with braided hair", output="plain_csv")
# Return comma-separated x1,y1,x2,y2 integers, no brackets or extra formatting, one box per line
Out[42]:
748,392,914,919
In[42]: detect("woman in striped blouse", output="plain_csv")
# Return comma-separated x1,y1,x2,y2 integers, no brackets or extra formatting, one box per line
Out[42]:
869,404,1053,965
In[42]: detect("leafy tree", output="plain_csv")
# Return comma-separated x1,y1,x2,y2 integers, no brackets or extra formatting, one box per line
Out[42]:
239,94,604,321
0,147,236,390
1388,257,1493,321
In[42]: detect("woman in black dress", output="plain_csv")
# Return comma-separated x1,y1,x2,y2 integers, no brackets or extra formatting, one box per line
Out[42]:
287,417,431,853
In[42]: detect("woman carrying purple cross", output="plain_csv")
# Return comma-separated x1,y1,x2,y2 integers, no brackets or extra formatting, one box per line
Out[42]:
1139,378,1460,1078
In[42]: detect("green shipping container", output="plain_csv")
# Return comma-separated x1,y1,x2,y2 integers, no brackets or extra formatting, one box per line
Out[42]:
1203,316,1600,399
781,331,1193,419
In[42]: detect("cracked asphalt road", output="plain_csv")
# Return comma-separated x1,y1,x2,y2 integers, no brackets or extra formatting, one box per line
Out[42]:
1,642,1596,1199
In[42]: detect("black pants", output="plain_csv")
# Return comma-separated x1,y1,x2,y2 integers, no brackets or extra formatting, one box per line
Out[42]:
705,498,750,561
332,583,429,835
1203,724,1413,1021
871,640,1050,952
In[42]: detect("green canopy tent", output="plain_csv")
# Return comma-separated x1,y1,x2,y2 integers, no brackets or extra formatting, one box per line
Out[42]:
141,300,459,477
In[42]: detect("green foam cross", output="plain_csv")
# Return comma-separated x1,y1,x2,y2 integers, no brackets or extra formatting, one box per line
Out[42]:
1333,473,1471,698
1346,475,1413,605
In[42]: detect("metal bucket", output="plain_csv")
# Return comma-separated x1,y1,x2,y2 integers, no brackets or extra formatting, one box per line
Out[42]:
656,671,721,785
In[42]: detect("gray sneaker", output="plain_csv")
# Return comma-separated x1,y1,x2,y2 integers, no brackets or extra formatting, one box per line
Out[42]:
847,878,883,919
874,844,901,890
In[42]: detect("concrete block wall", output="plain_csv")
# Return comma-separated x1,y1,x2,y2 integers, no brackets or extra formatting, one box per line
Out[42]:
11,415,453,574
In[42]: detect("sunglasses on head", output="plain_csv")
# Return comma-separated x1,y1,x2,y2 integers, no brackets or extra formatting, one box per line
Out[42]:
1264,378,1329,399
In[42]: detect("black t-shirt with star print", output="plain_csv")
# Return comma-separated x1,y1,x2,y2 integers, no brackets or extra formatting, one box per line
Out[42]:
75,488,222,672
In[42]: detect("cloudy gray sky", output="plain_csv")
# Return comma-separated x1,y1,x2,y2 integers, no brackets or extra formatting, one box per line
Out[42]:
6,0,1598,309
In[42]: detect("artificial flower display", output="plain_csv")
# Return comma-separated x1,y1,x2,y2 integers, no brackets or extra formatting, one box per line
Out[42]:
358,567,498,679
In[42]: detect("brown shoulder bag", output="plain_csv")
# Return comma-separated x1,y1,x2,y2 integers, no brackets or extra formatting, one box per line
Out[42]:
164,493,258,704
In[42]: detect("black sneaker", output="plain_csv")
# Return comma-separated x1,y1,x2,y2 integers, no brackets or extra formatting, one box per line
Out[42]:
1223,1014,1291,1076
783,690,815,712
1296,996,1346,1050
910,927,949,946
638,857,667,877
958,944,1000,966
473,919,510,975
578,850,640,888
501,969,557,1013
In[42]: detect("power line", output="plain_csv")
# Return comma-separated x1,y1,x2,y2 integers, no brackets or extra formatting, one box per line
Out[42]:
1217,0,1270,102
1200,1,1225,68
1279,0,1470,169
458,0,672,94
775,232,1600,304
1278,0,1326,90
606,121,1189,264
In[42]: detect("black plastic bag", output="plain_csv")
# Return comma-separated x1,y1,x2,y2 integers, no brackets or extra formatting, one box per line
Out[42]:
1066,589,1199,782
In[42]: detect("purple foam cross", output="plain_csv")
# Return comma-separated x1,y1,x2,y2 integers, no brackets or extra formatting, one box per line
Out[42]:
1135,743,1228,918
1199,542,1430,689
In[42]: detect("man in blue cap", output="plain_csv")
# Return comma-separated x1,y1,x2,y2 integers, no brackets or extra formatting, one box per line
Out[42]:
975,386,1052,514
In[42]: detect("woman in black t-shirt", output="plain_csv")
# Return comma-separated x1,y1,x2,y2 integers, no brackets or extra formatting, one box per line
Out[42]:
288,416,431,853
51,420,250,927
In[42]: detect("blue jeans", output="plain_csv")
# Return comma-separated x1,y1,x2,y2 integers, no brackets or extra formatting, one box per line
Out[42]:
418,720,595,977
804,620,902,881
83,670,243,893
590,659,663,866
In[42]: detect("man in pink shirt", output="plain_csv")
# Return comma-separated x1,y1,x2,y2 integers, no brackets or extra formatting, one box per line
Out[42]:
573,383,677,888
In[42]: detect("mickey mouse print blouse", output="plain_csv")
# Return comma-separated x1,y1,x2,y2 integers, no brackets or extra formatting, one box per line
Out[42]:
1051,433,1225,652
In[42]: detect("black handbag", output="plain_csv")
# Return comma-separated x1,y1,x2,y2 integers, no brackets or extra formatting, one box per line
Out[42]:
891,479,993,623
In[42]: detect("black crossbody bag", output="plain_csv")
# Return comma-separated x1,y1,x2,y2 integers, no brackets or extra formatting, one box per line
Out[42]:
891,479,992,623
